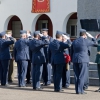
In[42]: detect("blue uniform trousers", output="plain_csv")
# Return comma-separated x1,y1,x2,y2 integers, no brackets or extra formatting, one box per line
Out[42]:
73,63,87,94
0,60,9,85
62,64,70,87
17,60,28,87
32,64,43,89
97,64,100,86
0,61,1,81
26,60,31,82
52,64,65,91
83,65,89,89
42,63,51,85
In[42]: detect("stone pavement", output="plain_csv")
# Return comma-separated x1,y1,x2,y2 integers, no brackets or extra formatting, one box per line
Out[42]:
0,81,100,100
0,66,100,100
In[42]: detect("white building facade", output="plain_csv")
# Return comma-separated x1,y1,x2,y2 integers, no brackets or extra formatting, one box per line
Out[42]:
0,0,77,39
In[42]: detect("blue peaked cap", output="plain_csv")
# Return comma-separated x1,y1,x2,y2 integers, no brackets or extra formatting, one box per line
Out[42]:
20,30,27,34
0,31,6,37
56,30,63,35
80,29,86,33
41,28,48,31
33,31,40,35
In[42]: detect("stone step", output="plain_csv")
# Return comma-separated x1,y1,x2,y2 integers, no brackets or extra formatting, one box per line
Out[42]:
51,75,99,86
70,76,99,86
70,69,99,78
70,63,98,70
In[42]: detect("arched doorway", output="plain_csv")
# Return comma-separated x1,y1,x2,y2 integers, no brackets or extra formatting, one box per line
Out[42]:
66,13,77,40
7,16,23,39
35,14,53,37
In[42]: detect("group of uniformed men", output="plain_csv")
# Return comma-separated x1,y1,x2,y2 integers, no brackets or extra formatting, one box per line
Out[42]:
0,28,100,94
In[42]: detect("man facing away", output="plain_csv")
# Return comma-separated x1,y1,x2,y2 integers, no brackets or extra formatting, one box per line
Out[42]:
48,31,70,92
0,31,15,86
71,29,98,94
14,30,30,87
29,31,49,90
95,34,100,92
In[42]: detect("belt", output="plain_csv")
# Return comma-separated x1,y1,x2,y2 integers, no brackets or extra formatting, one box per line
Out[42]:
97,52,100,54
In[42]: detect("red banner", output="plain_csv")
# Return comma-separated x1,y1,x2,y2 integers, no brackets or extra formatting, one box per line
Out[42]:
31,0,50,13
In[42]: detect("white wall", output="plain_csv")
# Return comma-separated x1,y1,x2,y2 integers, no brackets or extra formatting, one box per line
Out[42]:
0,0,77,38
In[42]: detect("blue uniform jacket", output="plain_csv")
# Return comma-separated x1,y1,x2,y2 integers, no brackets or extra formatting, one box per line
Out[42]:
48,39,70,64
43,36,53,62
0,38,14,60
27,36,33,61
71,37,97,63
14,38,30,62
29,39,49,64
64,39,72,55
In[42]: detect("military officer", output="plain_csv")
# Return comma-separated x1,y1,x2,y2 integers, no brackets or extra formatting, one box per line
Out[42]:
26,30,33,84
0,61,1,81
71,29,98,94
41,28,53,86
6,30,16,83
29,31,49,90
14,30,30,87
95,34,100,92
62,33,72,88
48,31,70,92
0,31,15,86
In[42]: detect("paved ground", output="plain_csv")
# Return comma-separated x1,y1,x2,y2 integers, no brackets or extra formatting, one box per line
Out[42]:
0,66,100,100
0,81,100,100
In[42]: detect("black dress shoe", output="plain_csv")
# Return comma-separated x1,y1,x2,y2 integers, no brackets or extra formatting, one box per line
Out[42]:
33,87,43,91
1,84,6,86
26,81,31,84
47,84,51,86
41,83,47,86
63,86,69,89
1,84,10,87
8,80,13,83
33,88,36,90
76,92,81,94
76,92,87,94
83,87,88,90
54,89,64,92
95,88,100,92
76,93,81,94
19,85,26,87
